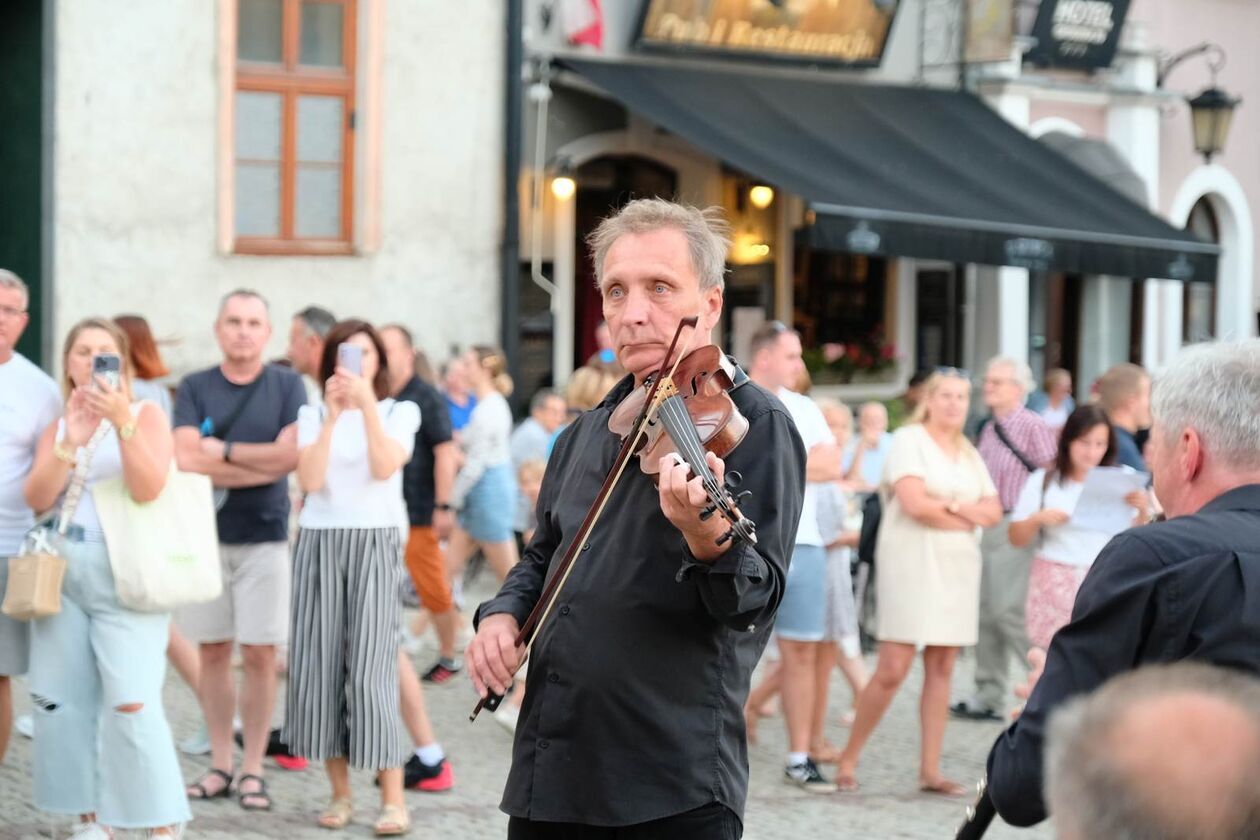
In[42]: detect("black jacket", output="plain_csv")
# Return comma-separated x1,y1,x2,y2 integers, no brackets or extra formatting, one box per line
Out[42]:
477,372,805,827
987,483,1260,826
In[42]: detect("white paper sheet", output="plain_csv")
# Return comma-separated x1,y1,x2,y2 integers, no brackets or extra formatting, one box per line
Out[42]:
1070,466,1150,535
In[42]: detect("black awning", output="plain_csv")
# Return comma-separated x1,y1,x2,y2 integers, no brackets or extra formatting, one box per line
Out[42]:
560,58,1219,282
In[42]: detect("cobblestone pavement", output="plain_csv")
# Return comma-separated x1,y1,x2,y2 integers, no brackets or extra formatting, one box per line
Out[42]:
0,575,1053,840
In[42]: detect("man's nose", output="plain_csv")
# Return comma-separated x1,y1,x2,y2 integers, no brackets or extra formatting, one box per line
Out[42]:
622,287,652,323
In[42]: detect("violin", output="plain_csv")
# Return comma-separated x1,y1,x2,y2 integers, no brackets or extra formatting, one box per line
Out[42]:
470,317,757,722
607,343,756,545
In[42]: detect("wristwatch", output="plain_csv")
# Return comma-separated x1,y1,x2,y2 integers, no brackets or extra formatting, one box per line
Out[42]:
434,503,453,512
118,419,138,441
223,441,234,463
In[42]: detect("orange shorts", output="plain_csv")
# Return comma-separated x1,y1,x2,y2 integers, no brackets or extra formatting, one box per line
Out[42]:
404,526,453,614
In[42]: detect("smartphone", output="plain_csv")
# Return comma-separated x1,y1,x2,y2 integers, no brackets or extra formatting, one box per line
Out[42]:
92,353,122,391
337,343,363,376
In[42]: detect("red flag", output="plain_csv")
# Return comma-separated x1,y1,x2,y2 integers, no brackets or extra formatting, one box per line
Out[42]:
561,0,603,49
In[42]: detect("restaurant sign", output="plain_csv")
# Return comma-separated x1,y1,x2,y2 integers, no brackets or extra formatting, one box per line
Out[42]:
637,0,901,67
1026,0,1131,70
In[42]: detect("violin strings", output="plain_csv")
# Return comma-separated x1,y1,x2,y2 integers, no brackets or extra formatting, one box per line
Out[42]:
658,397,728,504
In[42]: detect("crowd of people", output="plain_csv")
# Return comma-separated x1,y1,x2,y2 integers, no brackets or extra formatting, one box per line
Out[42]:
1,185,1258,840
0,268,600,837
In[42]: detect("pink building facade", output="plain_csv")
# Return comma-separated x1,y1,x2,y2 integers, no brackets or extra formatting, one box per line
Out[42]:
992,0,1257,391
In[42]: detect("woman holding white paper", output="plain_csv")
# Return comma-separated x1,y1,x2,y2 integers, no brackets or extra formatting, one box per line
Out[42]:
1009,405,1150,651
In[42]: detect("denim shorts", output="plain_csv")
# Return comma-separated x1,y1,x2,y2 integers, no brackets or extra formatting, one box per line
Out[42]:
774,544,828,642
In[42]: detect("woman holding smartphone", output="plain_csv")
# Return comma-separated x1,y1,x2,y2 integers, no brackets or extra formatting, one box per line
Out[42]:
284,319,420,835
23,318,188,838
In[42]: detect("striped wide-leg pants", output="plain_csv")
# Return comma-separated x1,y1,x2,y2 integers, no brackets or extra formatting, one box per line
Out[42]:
283,526,409,770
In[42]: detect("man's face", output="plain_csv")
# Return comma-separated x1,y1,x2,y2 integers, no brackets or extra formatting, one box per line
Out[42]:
755,332,806,393
535,395,567,434
983,363,1022,412
0,285,30,361
1147,420,1188,517
599,227,723,383
380,327,414,385
216,295,271,365
1132,375,1153,428
286,317,319,376
859,404,888,440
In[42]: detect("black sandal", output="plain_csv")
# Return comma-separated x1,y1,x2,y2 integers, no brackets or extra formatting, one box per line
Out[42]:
186,768,233,800
235,774,273,811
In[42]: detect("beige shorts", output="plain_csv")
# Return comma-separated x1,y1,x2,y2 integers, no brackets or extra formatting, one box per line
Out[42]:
177,541,291,646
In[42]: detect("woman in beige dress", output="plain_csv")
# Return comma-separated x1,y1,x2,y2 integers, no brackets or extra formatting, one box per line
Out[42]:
835,369,1001,794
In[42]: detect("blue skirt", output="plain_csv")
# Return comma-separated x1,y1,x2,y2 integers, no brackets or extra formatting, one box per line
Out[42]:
459,463,517,543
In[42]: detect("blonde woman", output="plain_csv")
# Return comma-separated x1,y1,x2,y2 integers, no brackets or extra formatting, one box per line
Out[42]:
447,346,519,585
835,370,1002,794
23,318,188,837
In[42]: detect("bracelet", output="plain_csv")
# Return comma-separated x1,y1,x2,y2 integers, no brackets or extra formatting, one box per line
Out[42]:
117,419,138,441
53,441,78,468
224,441,234,463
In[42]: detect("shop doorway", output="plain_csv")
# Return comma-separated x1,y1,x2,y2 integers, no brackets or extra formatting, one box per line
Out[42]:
1029,272,1083,388
915,265,964,372
573,156,677,368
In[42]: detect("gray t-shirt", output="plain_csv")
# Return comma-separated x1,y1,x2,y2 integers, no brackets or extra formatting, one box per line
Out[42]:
173,364,306,544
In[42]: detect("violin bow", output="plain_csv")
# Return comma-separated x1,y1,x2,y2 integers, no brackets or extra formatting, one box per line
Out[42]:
470,317,700,721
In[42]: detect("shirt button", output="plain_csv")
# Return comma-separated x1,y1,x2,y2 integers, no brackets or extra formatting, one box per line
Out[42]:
559,605,571,616
582,542,591,551
548,672,559,684
538,739,550,750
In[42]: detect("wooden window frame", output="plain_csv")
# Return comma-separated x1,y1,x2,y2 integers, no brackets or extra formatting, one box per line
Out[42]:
235,0,356,255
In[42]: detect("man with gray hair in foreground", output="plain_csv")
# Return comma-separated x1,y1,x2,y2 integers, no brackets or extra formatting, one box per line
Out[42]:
467,199,805,838
985,339,1260,827
1045,662,1260,840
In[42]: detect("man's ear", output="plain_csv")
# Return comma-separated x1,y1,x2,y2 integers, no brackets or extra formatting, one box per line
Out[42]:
698,287,724,333
1183,428,1205,482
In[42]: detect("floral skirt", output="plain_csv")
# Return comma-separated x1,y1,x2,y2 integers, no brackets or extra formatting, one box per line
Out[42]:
1024,555,1089,651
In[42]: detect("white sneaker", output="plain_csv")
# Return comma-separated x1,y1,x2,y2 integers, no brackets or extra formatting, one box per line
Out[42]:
13,713,33,739
69,823,113,839
177,721,211,756
493,702,520,734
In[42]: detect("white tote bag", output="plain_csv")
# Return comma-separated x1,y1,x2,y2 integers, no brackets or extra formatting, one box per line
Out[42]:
91,468,223,612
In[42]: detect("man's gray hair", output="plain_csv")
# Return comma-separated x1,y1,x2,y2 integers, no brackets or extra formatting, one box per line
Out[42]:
985,355,1035,398
1152,340,1260,471
1046,662,1260,840
0,269,29,309
218,288,270,317
296,305,337,339
586,198,731,292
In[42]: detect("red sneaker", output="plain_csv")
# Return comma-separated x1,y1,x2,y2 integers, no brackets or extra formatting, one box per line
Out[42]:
274,754,308,771
405,755,454,792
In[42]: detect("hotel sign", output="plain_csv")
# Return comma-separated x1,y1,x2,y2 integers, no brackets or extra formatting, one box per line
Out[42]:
637,0,901,67
1026,0,1131,69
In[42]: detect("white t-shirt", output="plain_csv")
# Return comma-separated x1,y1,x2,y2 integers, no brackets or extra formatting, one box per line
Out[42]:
297,399,420,530
0,354,62,553
776,388,831,547
1011,468,1114,568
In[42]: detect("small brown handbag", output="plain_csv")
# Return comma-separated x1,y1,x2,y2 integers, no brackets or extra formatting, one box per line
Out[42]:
2,426,103,621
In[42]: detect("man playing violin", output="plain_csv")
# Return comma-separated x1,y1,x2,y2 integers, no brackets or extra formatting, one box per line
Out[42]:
467,198,806,839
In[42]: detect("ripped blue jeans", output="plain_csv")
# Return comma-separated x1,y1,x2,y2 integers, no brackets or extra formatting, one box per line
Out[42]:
28,532,191,829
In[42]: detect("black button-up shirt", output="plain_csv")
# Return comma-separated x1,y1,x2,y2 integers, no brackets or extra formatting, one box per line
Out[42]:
476,373,805,827
987,484,1260,826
